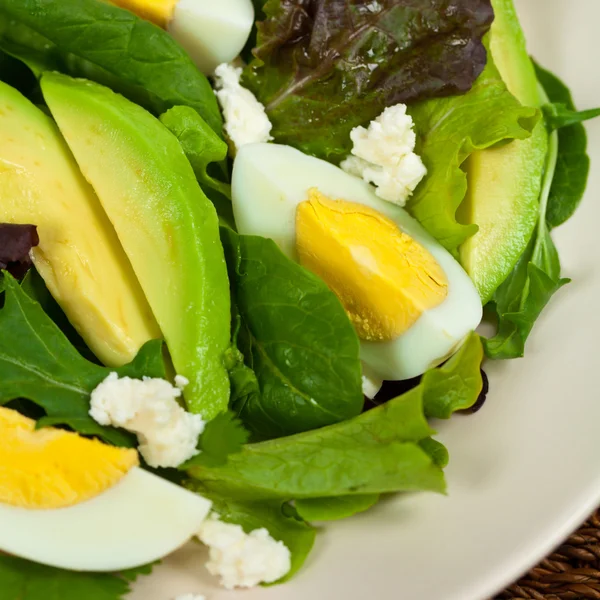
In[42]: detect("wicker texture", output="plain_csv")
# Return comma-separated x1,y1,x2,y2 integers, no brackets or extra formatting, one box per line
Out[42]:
497,509,600,599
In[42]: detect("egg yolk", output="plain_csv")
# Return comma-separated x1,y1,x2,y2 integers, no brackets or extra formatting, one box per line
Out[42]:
0,407,139,509
296,190,448,341
110,0,176,28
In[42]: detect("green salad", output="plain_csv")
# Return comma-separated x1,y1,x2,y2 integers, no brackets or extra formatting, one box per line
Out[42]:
0,0,598,596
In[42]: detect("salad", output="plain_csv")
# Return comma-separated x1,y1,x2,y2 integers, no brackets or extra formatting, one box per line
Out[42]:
0,0,598,597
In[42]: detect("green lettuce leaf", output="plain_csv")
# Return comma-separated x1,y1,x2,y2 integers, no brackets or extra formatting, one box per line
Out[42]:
295,494,379,522
206,496,316,583
406,57,539,252
160,106,231,199
484,128,571,359
0,0,222,133
421,332,484,419
187,378,444,501
534,62,597,228
221,228,364,439
244,0,494,163
0,554,153,600
418,437,450,468
0,273,165,446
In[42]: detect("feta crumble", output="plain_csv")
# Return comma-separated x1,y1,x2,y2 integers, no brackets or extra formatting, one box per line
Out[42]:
213,63,273,151
341,104,427,206
197,514,291,589
89,373,205,468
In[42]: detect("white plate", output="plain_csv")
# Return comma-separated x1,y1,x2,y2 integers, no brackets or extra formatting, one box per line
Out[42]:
131,1,600,598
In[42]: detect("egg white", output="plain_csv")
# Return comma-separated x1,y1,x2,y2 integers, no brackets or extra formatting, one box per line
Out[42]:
169,0,254,74
0,467,211,571
232,143,483,381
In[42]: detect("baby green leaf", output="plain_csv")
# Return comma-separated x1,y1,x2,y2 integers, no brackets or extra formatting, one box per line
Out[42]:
534,61,595,228
543,104,600,131
407,56,539,252
0,0,222,133
188,378,444,501
295,495,379,522
244,0,494,163
484,130,570,359
0,274,164,445
204,496,316,583
160,106,231,199
186,411,250,468
421,332,484,419
221,228,364,439
0,554,153,600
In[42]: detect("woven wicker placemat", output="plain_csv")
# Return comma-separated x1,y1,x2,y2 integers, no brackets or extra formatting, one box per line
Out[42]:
496,508,600,599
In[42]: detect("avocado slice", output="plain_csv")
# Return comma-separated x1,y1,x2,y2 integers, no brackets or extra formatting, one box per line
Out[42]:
459,0,548,303
0,81,160,366
41,74,230,419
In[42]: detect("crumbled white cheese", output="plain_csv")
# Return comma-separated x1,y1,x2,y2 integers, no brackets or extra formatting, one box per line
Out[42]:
174,374,190,390
340,104,427,206
197,514,291,589
174,595,206,600
213,63,273,151
89,373,205,468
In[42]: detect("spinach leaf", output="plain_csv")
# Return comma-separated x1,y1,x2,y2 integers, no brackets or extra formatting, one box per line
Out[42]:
205,496,316,583
244,0,494,163
407,56,539,252
160,106,231,199
221,228,364,439
187,377,445,501
534,62,597,228
484,130,571,359
0,274,165,445
0,0,222,133
421,332,483,419
295,494,379,522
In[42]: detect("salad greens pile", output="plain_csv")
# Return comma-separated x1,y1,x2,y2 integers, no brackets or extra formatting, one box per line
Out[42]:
0,0,598,594
243,0,494,162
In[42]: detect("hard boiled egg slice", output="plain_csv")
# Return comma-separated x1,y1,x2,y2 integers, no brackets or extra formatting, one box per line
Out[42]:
111,0,254,74
0,407,211,571
232,143,483,382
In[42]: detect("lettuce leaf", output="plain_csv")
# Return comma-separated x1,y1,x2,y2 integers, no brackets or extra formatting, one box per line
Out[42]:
244,0,494,163
0,554,153,600
295,494,379,522
204,496,316,583
484,129,570,359
221,228,364,440
421,332,484,418
534,62,598,228
187,378,444,500
0,274,164,446
0,0,222,133
406,57,540,252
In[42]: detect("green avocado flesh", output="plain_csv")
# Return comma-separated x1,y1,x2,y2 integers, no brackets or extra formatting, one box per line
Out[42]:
41,73,231,419
0,80,160,367
459,0,548,304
